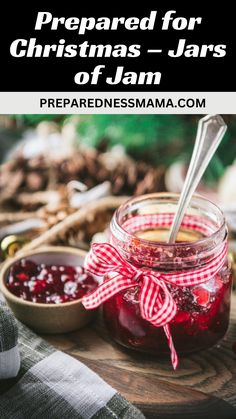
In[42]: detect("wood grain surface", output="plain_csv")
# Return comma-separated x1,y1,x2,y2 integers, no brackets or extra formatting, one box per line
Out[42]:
45,294,236,419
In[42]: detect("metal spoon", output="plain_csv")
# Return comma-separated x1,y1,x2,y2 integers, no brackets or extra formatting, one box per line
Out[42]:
168,114,227,244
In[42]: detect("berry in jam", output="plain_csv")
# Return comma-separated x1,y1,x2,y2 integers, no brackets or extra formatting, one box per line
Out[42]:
6,259,98,304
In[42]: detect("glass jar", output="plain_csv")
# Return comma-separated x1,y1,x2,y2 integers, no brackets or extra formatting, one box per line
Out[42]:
103,193,232,356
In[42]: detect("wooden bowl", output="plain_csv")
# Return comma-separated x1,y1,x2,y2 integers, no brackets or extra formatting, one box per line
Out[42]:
0,246,97,334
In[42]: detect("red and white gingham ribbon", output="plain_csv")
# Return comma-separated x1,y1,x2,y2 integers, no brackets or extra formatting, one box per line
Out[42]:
82,214,228,369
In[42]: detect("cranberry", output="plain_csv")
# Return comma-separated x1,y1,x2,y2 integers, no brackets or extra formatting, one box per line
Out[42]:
31,279,47,295
173,311,191,324
6,259,98,304
15,272,30,282
192,288,210,306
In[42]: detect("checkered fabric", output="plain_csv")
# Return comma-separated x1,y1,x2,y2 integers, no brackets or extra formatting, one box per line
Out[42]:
0,301,20,379
0,316,144,419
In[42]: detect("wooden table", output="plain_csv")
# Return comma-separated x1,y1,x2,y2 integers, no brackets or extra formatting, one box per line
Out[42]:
45,295,236,419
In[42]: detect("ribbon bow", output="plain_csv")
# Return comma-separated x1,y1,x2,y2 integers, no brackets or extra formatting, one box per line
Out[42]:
82,242,227,369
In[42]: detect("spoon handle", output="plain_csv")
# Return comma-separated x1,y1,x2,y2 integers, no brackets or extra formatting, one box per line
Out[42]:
168,115,227,244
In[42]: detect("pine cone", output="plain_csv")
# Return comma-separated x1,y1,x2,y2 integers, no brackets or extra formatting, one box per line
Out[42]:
0,147,166,211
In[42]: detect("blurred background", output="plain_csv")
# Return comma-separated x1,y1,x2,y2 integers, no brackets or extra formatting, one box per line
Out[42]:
1,114,236,197
0,114,236,260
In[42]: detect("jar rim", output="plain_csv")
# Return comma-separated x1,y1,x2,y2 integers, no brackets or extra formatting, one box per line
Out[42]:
111,192,226,250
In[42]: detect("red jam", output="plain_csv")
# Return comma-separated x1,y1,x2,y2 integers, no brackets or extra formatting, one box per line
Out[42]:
7,259,98,304
104,193,233,358
104,267,232,355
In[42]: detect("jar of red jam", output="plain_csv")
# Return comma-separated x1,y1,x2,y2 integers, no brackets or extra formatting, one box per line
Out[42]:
103,193,232,358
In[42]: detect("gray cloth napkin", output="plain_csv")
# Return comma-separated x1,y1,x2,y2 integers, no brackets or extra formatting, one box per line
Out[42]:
0,302,20,379
0,303,145,419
